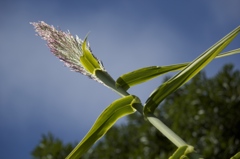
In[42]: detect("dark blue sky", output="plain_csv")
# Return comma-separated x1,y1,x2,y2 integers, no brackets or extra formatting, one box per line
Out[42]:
0,0,240,158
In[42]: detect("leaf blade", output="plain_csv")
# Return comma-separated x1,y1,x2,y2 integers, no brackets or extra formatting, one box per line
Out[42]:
144,26,240,114
66,95,140,159
116,48,240,91
116,63,187,90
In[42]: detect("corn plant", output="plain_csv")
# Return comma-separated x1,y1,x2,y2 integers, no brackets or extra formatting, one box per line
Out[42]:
31,21,240,159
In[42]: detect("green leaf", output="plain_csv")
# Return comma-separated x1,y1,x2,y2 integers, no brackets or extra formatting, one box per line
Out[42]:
168,145,191,159
80,35,102,74
66,95,140,159
169,145,202,159
144,26,240,115
116,63,187,90
116,48,240,91
216,48,240,58
231,152,240,159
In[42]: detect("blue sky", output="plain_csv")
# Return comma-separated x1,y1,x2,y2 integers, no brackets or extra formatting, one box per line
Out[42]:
0,0,240,158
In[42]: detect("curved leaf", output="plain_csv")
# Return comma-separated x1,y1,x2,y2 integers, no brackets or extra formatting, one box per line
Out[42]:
144,26,240,115
169,145,190,159
231,152,240,159
116,63,187,90
168,145,202,159
116,48,240,91
66,95,140,159
79,36,103,74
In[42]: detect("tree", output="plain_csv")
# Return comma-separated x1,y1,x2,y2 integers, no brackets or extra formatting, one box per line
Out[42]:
31,132,75,159
31,64,240,159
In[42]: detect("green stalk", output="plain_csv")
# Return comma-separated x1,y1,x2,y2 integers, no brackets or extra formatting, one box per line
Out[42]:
133,103,187,147
95,69,129,97
147,114,187,147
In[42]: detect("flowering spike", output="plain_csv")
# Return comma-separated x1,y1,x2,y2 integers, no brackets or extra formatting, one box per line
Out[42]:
31,21,105,83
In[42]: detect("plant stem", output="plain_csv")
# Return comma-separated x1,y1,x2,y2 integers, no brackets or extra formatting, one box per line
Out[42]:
147,114,187,147
95,70,129,97
95,69,187,148
133,103,187,147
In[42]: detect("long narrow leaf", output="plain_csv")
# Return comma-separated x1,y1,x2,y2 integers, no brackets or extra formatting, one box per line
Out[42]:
144,26,240,115
116,48,240,91
168,145,192,159
66,95,140,159
216,48,240,58
168,145,202,159
230,152,240,159
116,64,187,90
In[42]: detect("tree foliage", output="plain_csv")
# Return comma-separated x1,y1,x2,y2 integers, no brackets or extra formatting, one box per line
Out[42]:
31,133,75,159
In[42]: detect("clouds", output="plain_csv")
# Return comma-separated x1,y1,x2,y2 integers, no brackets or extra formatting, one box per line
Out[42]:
0,0,240,158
